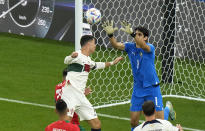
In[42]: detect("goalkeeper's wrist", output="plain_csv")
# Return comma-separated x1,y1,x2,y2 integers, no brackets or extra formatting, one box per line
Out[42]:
108,34,114,38
130,32,136,38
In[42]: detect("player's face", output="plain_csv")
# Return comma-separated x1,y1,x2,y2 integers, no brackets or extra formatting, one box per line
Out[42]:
89,39,96,53
135,30,148,41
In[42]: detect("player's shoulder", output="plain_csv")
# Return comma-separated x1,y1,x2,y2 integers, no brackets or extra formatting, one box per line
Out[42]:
146,43,155,48
46,121,59,129
124,42,136,50
156,119,172,125
72,50,82,57
146,42,156,53
69,124,80,130
77,50,91,59
76,50,81,54
65,121,80,130
56,81,63,88
133,122,144,131
156,119,179,131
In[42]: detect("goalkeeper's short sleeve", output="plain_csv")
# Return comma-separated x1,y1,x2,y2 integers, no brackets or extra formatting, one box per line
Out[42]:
124,42,136,53
147,43,155,53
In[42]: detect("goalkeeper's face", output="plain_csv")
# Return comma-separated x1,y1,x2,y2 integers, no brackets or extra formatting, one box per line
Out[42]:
135,30,148,42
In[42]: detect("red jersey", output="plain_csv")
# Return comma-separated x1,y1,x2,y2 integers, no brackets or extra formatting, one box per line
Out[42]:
55,80,66,101
55,80,80,125
45,120,80,131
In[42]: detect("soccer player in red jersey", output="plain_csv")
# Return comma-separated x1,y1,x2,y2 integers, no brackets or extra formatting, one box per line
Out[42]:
55,68,92,125
45,99,80,131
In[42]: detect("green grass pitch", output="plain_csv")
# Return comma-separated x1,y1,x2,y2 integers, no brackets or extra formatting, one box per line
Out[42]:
0,33,205,131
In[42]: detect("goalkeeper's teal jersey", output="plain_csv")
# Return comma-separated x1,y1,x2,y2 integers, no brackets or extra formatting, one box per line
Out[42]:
124,42,160,96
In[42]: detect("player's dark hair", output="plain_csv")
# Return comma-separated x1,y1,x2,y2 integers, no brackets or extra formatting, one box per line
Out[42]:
135,26,149,37
80,35,95,47
56,99,67,114
142,101,155,116
63,68,68,77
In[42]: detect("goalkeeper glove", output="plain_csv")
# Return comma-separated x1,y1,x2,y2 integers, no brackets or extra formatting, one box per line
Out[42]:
102,20,118,38
120,21,136,38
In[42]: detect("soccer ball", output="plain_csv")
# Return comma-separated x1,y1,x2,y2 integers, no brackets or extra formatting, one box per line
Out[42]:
85,8,101,24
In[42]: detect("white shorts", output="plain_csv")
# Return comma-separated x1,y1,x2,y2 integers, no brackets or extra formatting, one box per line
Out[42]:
61,84,97,121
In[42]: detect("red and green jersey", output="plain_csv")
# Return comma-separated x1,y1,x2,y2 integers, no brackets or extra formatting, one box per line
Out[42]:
55,80,66,101
45,120,80,131
55,81,80,125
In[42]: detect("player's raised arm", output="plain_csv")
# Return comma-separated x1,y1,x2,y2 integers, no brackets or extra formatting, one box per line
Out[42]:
102,20,125,50
64,52,78,64
121,21,150,52
105,56,123,67
92,56,123,70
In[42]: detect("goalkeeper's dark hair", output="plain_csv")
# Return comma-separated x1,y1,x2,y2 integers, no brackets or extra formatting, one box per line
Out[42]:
80,35,96,47
142,101,155,116
62,68,68,77
56,99,67,114
135,26,149,37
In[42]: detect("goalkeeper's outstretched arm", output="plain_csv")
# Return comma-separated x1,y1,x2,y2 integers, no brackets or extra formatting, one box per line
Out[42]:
109,37,125,50
102,20,125,50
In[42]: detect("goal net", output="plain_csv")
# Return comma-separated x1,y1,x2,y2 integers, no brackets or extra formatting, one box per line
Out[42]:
83,0,205,107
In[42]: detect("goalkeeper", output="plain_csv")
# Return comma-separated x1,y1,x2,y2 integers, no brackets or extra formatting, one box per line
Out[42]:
102,21,175,131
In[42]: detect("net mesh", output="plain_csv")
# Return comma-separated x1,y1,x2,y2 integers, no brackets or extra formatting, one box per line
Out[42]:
84,0,205,106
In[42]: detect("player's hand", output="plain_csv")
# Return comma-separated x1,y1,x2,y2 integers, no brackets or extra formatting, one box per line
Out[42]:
102,20,118,35
113,57,123,65
176,124,183,131
120,21,133,34
84,86,92,96
71,52,78,58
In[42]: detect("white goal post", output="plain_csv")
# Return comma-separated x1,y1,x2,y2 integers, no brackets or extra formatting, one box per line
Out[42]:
76,0,205,108
75,0,83,51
